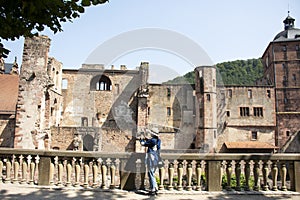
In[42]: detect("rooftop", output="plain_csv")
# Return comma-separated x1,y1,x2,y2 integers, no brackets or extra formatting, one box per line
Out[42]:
0,74,19,114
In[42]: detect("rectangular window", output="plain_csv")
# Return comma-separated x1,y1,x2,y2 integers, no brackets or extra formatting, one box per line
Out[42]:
240,107,250,117
226,111,230,117
62,79,68,89
286,131,290,137
228,89,232,98
206,94,211,101
267,90,271,98
293,74,296,81
167,107,171,116
248,89,252,98
253,107,263,117
251,131,258,140
81,117,88,127
167,88,171,97
283,45,287,52
148,107,150,115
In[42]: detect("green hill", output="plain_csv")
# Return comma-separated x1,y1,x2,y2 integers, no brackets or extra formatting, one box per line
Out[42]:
164,58,264,85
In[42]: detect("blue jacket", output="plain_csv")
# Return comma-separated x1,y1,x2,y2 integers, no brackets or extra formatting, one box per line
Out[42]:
140,137,161,168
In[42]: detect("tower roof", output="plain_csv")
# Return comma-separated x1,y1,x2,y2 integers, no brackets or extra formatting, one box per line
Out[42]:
273,13,300,41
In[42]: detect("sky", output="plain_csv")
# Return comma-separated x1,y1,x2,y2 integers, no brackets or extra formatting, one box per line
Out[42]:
2,0,300,81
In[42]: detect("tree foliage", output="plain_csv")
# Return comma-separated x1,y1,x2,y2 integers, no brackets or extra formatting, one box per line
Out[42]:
0,0,109,58
164,58,264,86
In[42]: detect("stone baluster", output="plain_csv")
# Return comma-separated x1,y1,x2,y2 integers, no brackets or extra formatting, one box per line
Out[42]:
66,160,72,187
158,164,165,190
186,161,193,191
21,155,28,184
110,161,116,189
57,161,64,186
244,160,251,191
177,161,183,191
226,160,232,191
29,158,35,185
288,161,295,191
168,162,174,190
280,162,287,191
74,159,81,187
13,155,20,184
0,159,3,182
92,161,98,188
235,161,241,191
101,162,108,189
49,160,55,186
5,157,12,183
272,161,278,191
195,161,202,191
253,160,260,191
83,162,90,188
262,160,269,191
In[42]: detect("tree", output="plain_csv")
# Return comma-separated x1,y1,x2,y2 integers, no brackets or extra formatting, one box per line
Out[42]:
0,0,109,58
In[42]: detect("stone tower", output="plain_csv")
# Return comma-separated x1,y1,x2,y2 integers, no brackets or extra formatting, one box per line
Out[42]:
195,66,217,152
261,14,300,151
14,36,53,149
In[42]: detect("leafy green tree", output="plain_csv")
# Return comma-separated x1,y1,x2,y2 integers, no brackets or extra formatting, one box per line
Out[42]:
164,58,264,86
0,0,109,58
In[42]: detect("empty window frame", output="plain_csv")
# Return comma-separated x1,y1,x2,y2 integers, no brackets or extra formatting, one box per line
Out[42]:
228,89,232,98
240,107,250,117
167,88,171,97
167,107,171,116
96,76,112,91
251,131,258,140
226,111,230,117
81,117,88,127
248,89,252,98
267,90,271,98
253,107,263,117
62,79,68,89
206,94,211,101
282,45,287,52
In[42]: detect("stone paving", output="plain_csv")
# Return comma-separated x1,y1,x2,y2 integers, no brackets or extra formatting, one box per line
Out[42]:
0,184,299,200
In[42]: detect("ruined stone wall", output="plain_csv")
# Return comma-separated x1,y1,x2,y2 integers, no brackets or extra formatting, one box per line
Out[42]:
15,36,51,149
51,126,76,150
58,65,145,152
147,84,194,150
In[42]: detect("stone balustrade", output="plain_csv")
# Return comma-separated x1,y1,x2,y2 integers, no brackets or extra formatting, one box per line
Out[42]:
0,148,299,193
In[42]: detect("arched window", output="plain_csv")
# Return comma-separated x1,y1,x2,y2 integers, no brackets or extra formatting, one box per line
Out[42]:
96,76,112,91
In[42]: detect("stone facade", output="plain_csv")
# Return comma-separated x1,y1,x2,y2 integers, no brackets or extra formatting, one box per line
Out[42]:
260,15,300,152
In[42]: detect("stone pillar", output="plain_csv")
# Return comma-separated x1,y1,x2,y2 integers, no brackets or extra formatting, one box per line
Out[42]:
206,160,221,191
38,157,51,185
14,36,51,149
294,161,300,192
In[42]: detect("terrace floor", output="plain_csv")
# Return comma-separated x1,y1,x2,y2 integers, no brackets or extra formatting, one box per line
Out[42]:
0,183,299,200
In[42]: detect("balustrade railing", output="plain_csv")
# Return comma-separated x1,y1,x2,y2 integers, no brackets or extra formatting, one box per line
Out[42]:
0,148,299,193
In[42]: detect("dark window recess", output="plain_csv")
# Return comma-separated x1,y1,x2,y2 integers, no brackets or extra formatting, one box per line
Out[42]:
251,131,258,140
253,107,263,117
240,107,250,117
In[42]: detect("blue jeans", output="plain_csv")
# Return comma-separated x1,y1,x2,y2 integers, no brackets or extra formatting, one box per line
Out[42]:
148,165,157,191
